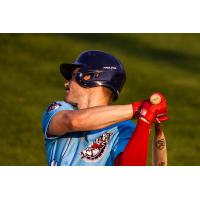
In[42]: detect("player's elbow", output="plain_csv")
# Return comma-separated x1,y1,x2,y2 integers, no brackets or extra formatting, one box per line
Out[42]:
48,111,81,135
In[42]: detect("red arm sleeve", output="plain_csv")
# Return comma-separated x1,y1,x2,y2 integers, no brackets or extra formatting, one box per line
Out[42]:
114,119,151,166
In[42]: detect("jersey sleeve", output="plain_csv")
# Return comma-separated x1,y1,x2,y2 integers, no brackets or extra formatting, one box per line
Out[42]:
112,121,136,160
42,101,75,139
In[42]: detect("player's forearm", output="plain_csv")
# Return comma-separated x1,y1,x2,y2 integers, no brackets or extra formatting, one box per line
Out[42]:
152,123,167,166
48,104,133,135
68,104,133,131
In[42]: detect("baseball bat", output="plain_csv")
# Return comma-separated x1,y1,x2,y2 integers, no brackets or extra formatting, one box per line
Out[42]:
150,93,162,105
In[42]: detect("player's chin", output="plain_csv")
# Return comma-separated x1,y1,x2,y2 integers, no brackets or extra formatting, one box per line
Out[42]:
64,94,76,105
64,93,70,102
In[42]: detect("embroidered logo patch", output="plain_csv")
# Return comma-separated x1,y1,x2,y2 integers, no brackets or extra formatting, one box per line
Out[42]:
47,102,61,113
80,132,113,162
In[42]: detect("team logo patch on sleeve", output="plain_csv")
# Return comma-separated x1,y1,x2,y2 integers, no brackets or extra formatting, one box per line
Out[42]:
80,132,113,162
47,102,62,113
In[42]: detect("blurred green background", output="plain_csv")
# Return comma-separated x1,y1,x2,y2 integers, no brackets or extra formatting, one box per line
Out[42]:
0,34,199,165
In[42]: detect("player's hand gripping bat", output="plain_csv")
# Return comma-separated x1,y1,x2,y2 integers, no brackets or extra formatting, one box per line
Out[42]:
132,92,169,123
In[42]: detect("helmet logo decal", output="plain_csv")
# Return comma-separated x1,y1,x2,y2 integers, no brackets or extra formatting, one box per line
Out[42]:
103,66,117,70
80,132,113,162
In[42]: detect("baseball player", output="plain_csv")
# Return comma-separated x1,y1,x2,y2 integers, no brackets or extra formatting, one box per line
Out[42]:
42,50,168,166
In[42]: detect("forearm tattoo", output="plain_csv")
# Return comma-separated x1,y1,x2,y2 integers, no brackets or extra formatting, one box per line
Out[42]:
155,139,166,150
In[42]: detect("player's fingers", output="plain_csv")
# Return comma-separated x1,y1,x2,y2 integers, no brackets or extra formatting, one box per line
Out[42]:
156,115,169,122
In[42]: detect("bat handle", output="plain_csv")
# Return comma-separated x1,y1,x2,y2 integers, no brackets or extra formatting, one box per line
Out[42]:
150,93,162,105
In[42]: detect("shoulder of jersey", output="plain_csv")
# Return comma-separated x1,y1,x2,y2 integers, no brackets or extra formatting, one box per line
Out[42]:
46,101,76,113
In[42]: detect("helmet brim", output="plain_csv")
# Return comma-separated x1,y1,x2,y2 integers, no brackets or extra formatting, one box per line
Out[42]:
60,63,83,80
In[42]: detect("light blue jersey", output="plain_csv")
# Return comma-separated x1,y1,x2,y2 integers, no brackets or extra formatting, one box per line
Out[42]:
42,101,135,166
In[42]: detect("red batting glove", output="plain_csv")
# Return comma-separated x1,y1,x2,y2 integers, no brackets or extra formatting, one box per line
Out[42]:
132,93,169,124
132,101,144,119
155,114,169,123
139,93,168,124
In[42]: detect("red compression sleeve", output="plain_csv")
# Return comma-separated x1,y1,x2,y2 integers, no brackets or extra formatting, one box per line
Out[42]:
114,119,151,166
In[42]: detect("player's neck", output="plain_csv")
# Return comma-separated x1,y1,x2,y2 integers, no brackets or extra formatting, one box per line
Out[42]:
77,92,110,109
78,99,109,109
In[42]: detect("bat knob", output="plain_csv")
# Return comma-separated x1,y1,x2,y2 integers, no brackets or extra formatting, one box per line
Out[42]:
150,93,161,105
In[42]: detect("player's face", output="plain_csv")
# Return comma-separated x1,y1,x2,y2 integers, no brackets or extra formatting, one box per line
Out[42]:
64,69,87,105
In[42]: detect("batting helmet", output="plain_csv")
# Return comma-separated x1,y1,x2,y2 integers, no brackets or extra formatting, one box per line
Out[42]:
60,50,126,101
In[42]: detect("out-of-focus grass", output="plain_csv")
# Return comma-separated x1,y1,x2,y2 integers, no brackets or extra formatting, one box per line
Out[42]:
0,34,199,165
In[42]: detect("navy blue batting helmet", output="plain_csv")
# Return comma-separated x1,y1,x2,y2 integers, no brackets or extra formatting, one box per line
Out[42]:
60,50,126,101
